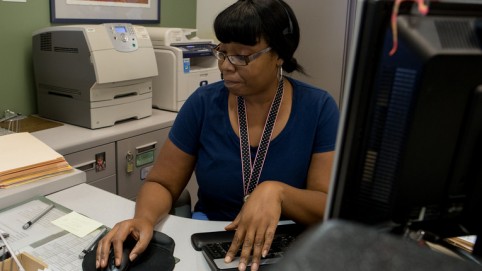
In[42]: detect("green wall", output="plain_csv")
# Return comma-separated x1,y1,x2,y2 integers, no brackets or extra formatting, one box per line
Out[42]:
0,0,196,117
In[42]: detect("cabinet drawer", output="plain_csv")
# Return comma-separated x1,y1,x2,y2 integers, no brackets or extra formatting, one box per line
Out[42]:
64,143,116,183
89,174,117,194
117,128,169,200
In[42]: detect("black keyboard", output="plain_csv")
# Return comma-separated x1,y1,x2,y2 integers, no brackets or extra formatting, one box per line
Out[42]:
203,233,296,260
191,224,304,271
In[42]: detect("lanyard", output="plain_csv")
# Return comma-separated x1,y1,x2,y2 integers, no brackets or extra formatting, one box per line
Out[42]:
237,78,284,202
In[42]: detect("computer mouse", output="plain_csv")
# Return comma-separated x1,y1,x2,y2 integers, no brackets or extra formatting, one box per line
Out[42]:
105,241,134,271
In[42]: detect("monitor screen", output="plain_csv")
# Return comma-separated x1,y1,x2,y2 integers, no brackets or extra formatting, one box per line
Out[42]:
326,0,482,255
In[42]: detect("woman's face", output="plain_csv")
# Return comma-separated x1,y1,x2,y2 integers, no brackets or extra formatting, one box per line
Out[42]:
216,39,280,97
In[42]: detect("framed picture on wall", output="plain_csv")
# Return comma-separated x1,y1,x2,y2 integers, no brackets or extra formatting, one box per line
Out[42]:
50,0,160,24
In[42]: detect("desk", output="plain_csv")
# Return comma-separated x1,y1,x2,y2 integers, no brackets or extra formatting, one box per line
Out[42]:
5,181,479,271
46,183,228,271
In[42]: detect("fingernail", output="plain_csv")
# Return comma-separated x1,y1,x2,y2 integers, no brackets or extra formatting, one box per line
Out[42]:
262,249,268,258
130,253,138,261
251,262,259,271
238,262,246,271
224,256,232,263
95,260,99,268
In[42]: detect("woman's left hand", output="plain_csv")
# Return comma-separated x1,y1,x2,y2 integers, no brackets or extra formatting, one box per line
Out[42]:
224,181,284,271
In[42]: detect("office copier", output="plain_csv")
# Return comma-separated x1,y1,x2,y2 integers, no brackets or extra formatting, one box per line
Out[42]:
146,28,221,111
32,23,158,129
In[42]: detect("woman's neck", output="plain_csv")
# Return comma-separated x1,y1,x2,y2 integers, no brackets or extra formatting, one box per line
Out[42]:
242,78,283,108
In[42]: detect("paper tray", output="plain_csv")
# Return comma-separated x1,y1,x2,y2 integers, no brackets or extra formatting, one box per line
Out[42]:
0,252,48,271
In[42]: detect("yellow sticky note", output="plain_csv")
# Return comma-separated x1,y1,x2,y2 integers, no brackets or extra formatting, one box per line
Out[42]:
51,211,103,238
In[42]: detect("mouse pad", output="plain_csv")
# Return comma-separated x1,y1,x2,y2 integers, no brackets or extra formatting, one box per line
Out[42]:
82,230,176,271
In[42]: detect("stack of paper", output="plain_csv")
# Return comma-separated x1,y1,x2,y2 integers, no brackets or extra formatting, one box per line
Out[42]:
0,132,72,188
445,235,476,253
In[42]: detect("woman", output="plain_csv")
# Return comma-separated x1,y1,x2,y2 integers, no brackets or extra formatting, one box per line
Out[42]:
96,1,339,270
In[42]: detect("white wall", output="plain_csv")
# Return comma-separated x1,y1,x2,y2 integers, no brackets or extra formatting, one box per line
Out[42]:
196,0,236,41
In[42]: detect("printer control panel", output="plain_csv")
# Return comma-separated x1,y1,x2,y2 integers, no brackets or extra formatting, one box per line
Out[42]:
105,23,138,52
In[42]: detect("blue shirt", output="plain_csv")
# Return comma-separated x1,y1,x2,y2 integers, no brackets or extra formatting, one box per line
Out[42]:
169,78,339,221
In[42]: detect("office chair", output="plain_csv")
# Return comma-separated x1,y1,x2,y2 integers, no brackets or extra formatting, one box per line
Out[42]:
268,220,482,271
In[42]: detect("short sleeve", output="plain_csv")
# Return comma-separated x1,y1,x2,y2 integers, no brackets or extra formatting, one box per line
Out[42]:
168,91,204,156
314,92,340,153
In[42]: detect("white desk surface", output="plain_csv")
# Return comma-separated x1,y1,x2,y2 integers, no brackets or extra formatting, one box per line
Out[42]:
33,109,177,155
47,183,229,271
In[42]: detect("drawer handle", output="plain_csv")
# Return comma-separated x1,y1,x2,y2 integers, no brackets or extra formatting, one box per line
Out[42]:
136,141,157,154
73,160,96,172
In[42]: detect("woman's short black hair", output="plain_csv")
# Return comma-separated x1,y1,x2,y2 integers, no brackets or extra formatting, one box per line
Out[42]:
213,0,304,73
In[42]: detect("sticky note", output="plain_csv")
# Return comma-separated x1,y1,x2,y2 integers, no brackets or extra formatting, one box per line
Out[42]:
51,212,103,238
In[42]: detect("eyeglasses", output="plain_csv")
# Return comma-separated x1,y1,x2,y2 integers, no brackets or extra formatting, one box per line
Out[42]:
212,45,272,66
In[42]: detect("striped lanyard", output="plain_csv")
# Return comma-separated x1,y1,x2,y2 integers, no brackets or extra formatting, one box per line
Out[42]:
237,78,284,202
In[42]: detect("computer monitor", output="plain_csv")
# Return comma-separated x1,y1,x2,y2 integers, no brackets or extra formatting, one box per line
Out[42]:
326,0,482,256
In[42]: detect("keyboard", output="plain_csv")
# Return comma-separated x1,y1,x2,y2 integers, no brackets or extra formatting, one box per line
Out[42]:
191,224,304,271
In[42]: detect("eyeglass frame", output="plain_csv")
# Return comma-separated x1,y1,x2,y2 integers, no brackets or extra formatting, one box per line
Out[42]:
212,45,272,66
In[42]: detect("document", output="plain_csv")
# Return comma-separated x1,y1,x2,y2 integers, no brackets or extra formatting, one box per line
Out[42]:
0,133,64,173
0,133,72,188
445,235,477,253
0,197,107,271
24,229,104,271
0,199,67,250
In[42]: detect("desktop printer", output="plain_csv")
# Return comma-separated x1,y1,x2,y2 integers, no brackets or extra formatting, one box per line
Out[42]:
32,23,158,129
146,27,221,111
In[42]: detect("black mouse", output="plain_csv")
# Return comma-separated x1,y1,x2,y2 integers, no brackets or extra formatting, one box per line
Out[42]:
105,237,135,271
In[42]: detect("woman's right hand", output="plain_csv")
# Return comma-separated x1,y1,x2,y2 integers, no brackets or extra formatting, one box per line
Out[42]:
95,217,154,269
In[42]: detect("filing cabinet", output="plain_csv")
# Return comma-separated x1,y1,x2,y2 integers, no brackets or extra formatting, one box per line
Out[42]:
117,128,169,200
59,127,171,200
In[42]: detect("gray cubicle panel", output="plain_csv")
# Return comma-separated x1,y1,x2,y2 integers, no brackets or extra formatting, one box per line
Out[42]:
116,128,169,200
